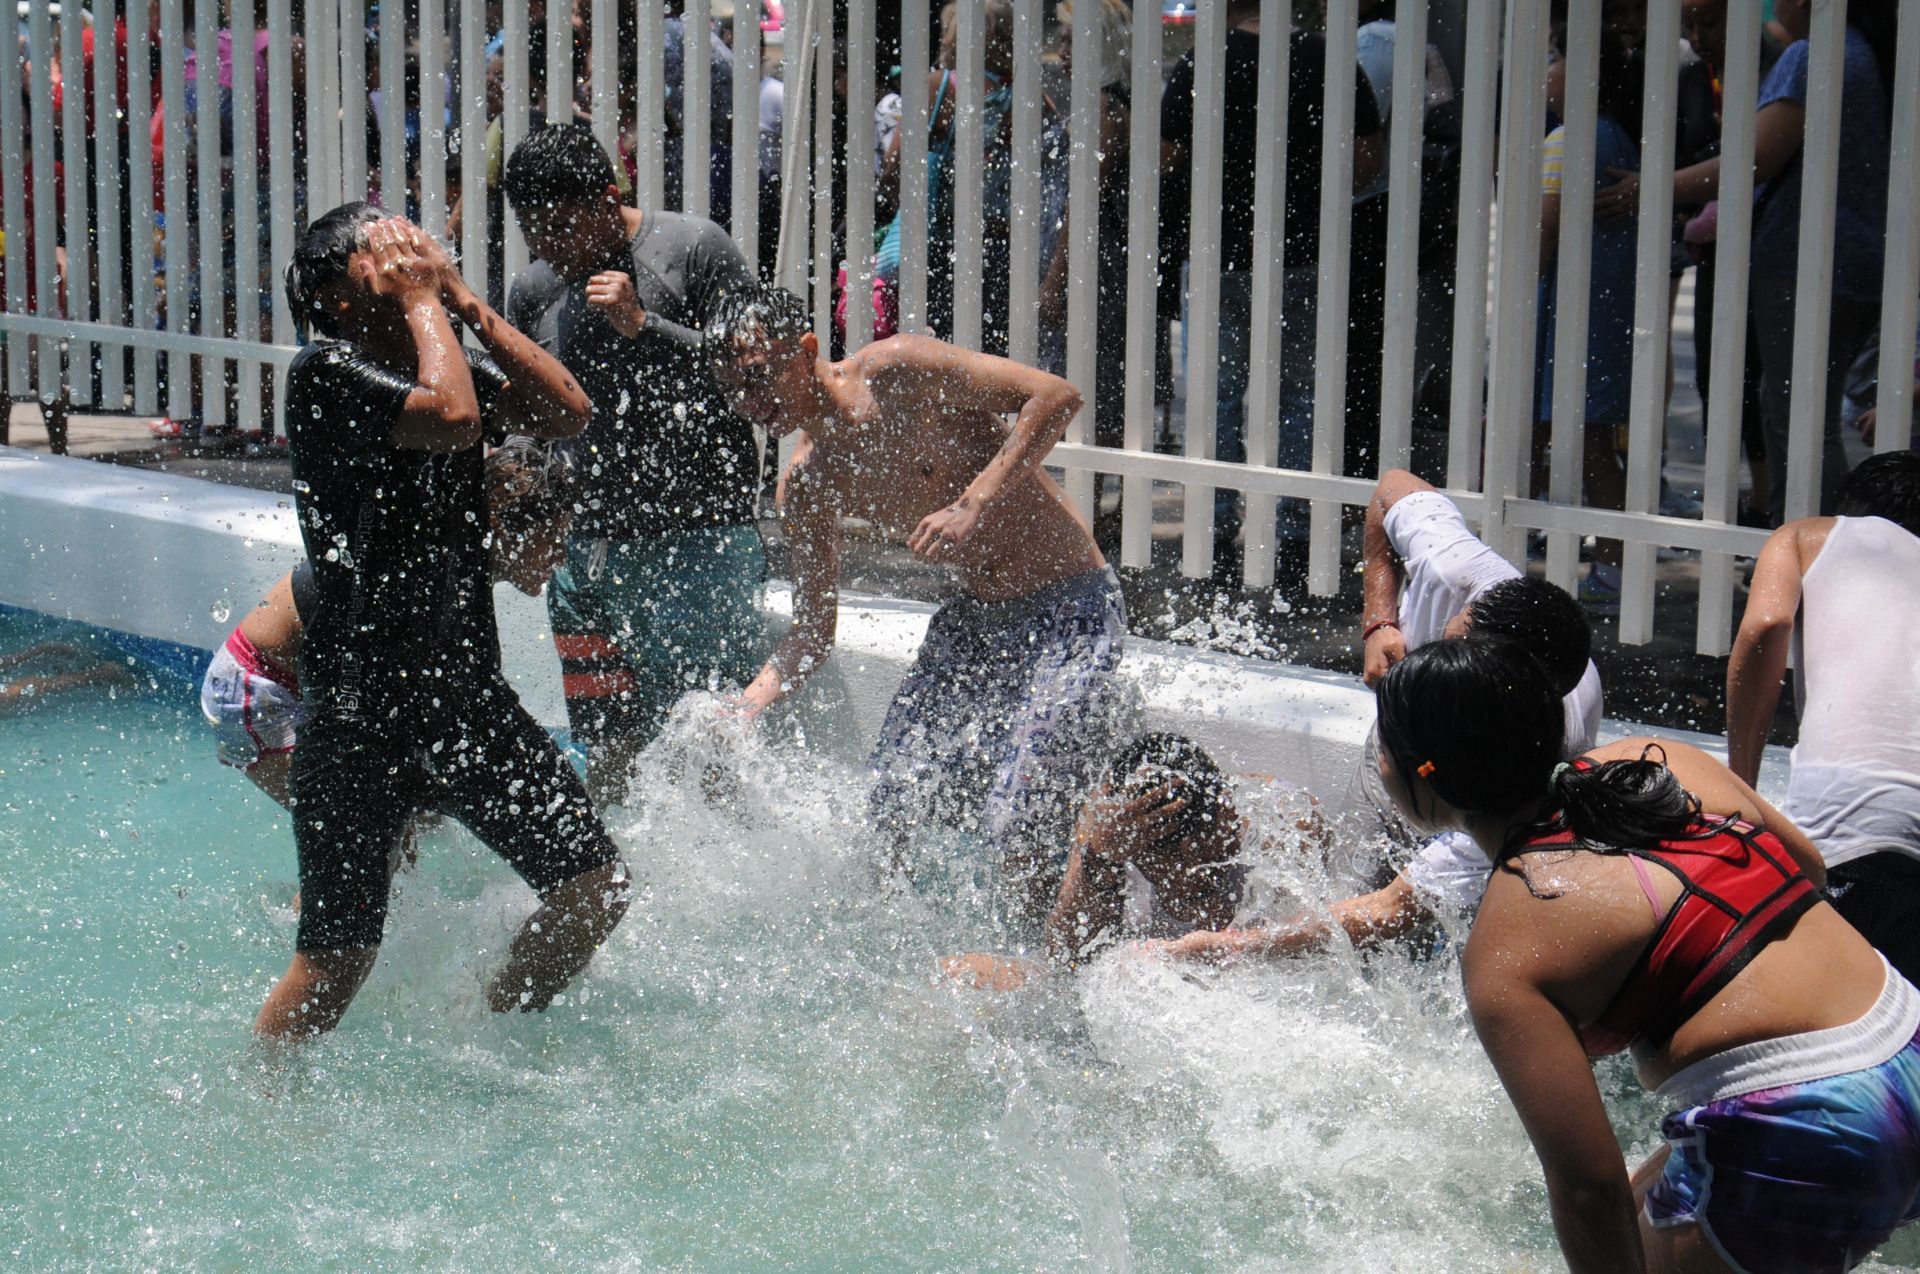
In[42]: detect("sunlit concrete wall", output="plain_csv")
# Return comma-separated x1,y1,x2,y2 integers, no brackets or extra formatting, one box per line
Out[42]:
0,448,1791,808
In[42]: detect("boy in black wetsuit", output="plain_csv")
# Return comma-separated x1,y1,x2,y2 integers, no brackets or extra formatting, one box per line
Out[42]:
258,203,629,1040
503,124,766,805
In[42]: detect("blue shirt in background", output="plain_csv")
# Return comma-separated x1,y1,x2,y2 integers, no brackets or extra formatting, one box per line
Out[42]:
1537,115,1641,425
1751,30,1891,303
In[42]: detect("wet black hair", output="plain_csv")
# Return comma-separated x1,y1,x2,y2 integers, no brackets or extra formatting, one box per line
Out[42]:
1103,733,1233,855
1465,576,1591,697
502,122,618,214
1375,634,1705,866
1836,451,1920,538
487,437,577,538
1549,21,1645,141
703,285,814,376
284,201,385,337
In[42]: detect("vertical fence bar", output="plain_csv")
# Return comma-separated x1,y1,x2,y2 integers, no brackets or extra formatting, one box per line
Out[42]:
1875,0,1920,454
1696,0,1761,656
1545,0,1601,594
685,0,712,218
420,0,449,239
126,0,158,412
1374,0,1427,471
161,0,192,422
235,0,263,433
732,0,761,269
310,0,341,212
0,1,26,393
1059,0,1101,517
1307,0,1361,593
27,1,58,398
1117,0,1162,570
1783,0,1848,524
1241,0,1290,589
774,0,817,293
845,0,876,348
1618,0,1681,644
1446,0,1500,490
380,0,406,206
1005,0,1041,365
1479,0,1549,562
59,0,92,403
897,0,930,333
93,0,126,409
459,0,488,299
591,0,618,155
1180,0,1226,578
340,0,367,200
269,0,295,429
196,0,228,430
548,0,574,123
634,0,666,210
813,19,833,337
503,0,531,284
951,0,983,348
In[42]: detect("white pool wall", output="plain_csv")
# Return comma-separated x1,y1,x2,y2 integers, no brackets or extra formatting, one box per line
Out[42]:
0,448,1791,807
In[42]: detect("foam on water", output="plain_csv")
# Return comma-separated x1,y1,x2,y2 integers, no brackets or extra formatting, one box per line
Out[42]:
4,658,1918,1270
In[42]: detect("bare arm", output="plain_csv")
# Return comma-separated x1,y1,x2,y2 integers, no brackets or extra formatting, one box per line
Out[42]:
1464,899,1647,1274
740,467,840,715
359,220,482,453
390,295,484,452
1044,839,1127,967
880,336,1084,556
1539,190,1562,269
443,274,591,439
1360,469,1433,684
1601,99,1807,218
1158,871,1434,961
1727,524,1813,786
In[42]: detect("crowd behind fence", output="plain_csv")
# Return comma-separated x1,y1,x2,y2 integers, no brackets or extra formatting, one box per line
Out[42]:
1,0,1917,657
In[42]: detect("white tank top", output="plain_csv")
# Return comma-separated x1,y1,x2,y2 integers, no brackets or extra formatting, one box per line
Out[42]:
1782,516,1920,867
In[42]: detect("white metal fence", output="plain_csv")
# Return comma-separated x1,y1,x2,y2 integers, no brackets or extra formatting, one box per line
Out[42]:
2,0,1916,655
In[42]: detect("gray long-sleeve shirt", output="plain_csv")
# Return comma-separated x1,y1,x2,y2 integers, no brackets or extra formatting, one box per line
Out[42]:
508,211,760,538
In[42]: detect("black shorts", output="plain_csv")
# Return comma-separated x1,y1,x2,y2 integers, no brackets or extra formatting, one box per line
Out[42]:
1827,852,1920,987
290,675,621,952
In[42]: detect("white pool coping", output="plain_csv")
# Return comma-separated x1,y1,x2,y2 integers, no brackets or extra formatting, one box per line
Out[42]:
0,447,1792,807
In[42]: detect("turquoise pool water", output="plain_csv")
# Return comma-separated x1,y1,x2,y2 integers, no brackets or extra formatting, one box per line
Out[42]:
5,629,1918,1271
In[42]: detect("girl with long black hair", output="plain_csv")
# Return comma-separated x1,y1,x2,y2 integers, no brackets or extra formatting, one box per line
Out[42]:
1376,636,1920,1273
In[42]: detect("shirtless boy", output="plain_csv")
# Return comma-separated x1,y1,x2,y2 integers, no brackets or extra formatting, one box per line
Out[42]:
707,286,1128,909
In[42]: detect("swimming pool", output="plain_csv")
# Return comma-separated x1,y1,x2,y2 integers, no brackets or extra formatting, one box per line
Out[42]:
13,450,1893,1270
0,657,1559,1269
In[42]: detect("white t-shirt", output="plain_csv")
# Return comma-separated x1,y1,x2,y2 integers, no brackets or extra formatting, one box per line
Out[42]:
1384,490,1604,754
1781,516,1920,867
1383,491,1606,911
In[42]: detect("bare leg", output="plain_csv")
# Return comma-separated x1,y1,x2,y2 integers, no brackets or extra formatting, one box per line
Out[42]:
486,860,631,1012
1632,1146,1738,1274
245,752,293,808
585,733,644,809
1585,423,1627,570
42,394,68,456
254,947,379,1040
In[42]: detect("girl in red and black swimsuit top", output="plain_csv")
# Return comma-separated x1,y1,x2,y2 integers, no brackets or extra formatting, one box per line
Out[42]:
1374,635,1900,1274
1507,758,1824,1058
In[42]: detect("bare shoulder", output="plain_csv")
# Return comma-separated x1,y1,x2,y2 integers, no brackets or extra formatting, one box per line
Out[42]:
1782,516,1836,566
1585,736,1763,821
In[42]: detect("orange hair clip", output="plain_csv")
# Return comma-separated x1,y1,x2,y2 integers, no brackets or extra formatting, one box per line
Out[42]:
1416,760,1437,778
